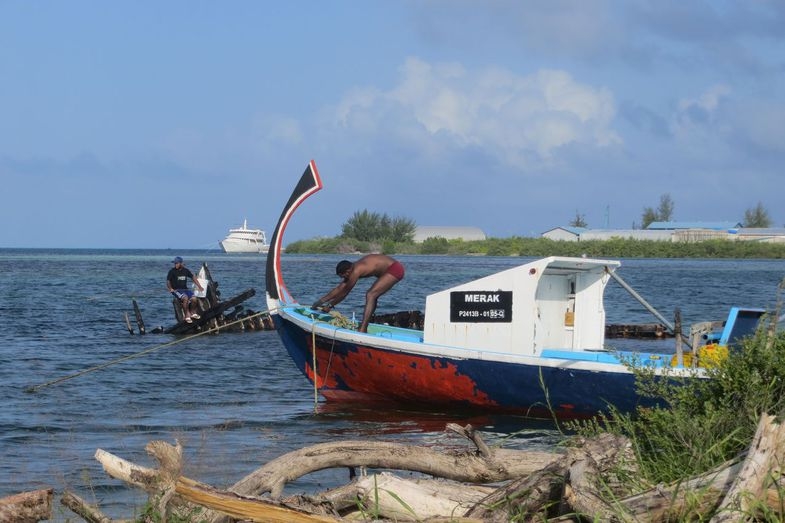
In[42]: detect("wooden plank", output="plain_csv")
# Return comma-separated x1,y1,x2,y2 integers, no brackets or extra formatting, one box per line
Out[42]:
132,299,146,335
712,414,785,522
201,263,220,307
124,312,134,335
175,477,338,523
605,323,673,339
165,288,256,335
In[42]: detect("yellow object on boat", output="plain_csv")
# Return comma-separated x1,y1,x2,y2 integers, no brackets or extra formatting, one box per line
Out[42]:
671,343,728,368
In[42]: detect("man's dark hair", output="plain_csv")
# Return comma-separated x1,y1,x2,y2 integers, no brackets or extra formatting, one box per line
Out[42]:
336,260,352,275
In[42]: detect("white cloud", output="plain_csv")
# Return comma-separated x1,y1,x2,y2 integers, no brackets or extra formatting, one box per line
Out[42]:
670,85,785,157
732,99,785,153
670,84,733,152
328,57,621,166
677,84,731,118
257,115,304,146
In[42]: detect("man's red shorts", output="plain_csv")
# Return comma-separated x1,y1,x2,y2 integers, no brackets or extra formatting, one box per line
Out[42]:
386,261,405,280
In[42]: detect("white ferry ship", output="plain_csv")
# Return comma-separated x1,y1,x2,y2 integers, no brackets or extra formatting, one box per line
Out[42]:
219,219,269,254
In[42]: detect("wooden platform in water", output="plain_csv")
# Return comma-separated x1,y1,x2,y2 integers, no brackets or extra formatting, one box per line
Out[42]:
125,263,273,336
605,322,673,339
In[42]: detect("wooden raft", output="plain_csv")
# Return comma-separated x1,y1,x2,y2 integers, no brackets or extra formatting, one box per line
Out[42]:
127,263,274,336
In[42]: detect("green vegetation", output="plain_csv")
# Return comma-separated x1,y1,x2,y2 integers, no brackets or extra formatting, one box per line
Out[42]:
641,193,675,229
341,209,416,243
569,210,588,228
745,201,773,228
567,293,785,518
285,235,785,259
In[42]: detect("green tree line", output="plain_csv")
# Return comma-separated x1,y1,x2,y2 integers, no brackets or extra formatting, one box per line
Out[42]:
285,236,785,259
283,206,785,258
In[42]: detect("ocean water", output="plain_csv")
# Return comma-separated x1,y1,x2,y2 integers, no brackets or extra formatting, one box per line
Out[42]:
0,249,782,521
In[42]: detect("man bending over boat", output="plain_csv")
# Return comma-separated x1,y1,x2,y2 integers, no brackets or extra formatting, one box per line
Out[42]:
166,256,204,323
312,254,405,333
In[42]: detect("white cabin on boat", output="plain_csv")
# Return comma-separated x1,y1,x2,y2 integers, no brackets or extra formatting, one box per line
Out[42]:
423,256,619,356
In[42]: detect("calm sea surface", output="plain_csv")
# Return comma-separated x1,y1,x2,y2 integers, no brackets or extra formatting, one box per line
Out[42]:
0,249,782,521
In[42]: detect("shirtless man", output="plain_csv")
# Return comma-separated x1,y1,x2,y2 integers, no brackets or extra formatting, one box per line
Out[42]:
312,254,405,333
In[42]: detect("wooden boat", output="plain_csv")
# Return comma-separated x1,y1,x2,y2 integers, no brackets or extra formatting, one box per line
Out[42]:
164,270,262,335
128,263,271,336
265,161,765,419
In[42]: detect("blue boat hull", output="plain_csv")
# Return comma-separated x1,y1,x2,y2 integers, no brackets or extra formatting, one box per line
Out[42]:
274,314,653,419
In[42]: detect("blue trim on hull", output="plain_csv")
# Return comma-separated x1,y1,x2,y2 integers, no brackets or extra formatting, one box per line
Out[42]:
273,315,656,419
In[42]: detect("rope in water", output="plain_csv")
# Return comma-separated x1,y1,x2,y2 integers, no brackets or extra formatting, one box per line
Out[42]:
25,310,274,393
308,309,357,411
311,325,318,411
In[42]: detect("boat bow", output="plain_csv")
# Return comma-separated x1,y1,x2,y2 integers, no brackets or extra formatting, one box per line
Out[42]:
265,160,322,306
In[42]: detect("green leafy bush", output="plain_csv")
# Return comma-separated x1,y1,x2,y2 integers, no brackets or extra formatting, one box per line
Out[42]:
571,299,785,487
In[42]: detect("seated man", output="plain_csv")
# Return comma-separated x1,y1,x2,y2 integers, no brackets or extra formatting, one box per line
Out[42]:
166,256,204,323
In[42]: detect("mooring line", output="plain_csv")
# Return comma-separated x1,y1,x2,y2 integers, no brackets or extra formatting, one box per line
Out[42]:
25,310,273,393
312,325,319,411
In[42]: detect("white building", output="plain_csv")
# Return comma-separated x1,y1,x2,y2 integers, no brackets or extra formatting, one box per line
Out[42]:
540,227,586,242
732,228,785,243
580,229,673,241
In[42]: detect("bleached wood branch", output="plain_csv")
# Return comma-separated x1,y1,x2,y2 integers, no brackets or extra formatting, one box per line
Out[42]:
95,446,339,522
319,472,493,521
711,413,785,522
230,439,560,499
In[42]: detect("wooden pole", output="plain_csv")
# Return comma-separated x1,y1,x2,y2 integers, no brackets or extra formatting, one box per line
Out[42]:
674,308,683,367
124,312,134,335
132,299,146,335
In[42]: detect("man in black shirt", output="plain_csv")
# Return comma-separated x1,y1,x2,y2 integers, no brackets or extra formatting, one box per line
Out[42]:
166,256,204,323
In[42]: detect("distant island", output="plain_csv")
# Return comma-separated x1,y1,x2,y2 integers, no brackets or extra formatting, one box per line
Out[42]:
284,235,785,259
288,211,785,258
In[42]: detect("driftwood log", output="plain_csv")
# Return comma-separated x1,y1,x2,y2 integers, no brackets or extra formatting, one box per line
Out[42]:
0,489,52,522
229,423,559,499
12,413,774,522
91,417,785,522
94,444,338,522
60,491,114,523
93,424,561,522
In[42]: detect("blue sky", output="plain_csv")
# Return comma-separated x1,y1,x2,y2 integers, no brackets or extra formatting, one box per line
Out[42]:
2,1,784,249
